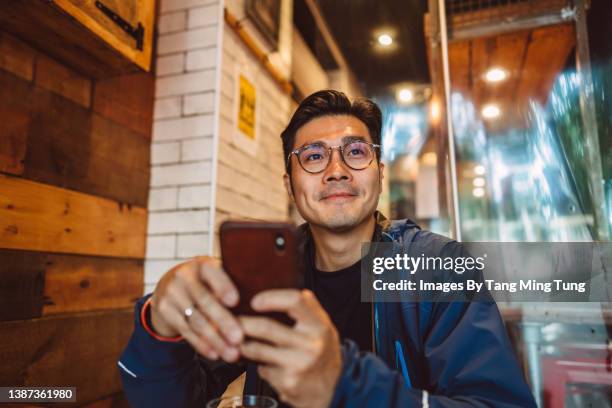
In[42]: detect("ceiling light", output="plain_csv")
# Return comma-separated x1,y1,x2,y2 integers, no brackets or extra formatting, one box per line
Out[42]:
482,104,501,119
473,187,485,198
397,88,413,103
421,152,437,166
378,34,393,46
485,68,507,83
474,165,486,175
473,177,486,187
429,100,440,123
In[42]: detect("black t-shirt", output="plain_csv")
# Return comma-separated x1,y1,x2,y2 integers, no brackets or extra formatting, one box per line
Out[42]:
311,260,372,352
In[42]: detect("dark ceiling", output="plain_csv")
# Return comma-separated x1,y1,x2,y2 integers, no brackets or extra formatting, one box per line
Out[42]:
294,0,431,96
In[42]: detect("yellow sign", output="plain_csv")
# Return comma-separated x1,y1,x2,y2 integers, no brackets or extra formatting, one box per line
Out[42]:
238,75,256,139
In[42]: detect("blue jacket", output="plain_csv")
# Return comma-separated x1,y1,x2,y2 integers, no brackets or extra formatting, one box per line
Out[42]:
118,217,537,407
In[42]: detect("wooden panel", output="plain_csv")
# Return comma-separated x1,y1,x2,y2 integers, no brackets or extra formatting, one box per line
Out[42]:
448,40,471,95
0,250,45,321
93,72,154,137
0,2,141,78
55,0,156,71
0,31,35,81
0,249,144,321
483,30,529,110
0,106,28,176
35,54,92,108
0,69,150,207
43,254,144,316
0,309,133,405
513,24,575,112
447,23,575,132
0,174,147,258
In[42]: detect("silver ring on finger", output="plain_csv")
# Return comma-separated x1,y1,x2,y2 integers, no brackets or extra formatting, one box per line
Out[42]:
184,304,195,322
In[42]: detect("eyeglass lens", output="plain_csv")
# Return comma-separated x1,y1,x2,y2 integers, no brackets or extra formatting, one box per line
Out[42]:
297,141,374,173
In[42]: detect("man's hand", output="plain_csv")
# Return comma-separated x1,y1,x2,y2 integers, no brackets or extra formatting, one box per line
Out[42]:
150,256,243,362
238,289,342,408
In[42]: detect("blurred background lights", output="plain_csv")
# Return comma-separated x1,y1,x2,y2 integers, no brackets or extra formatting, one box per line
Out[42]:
377,33,393,46
429,100,440,123
474,165,486,175
482,104,501,119
473,177,486,187
397,88,413,103
472,187,485,197
485,67,507,82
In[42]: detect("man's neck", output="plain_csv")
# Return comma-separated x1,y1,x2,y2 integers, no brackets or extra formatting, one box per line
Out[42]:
310,214,376,272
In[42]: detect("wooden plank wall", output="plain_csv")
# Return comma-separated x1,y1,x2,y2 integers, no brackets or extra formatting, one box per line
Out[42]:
0,29,153,406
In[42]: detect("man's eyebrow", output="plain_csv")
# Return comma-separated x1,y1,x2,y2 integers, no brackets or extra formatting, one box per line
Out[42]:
297,135,368,149
342,135,368,143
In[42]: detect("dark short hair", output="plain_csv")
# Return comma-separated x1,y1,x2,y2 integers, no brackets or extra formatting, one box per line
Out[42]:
281,90,382,171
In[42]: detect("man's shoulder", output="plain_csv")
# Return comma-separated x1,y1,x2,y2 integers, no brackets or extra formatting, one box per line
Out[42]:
386,218,464,257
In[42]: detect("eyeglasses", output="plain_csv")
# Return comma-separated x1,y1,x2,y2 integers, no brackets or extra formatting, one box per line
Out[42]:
288,140,380,174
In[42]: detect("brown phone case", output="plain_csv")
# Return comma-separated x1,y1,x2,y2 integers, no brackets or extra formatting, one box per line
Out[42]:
220,221,304,325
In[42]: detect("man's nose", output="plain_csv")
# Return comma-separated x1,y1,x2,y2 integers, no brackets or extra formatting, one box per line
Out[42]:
323,148,351,182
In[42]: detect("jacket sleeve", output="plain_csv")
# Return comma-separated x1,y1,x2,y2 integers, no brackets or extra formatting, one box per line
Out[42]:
329,300,537,408
117,294,244,408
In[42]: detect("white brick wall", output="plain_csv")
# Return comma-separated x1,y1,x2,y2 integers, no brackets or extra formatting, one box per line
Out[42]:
179,184,212,208
151,142,181,164
148,209,210,234
148,187,178,211
151,161,212,187
146,0,294,293
213,19,292,253
181,137,213,161
177,233,210,257
157,26,217,55
156,54,185,76
154,97,182,119
160,0,217,13
159,11,187,34
155,69,216,97
188,5,219,28
186,48,217,71
146,235,177,259
184,92,215,115
146,0,222,294
153,114,214,140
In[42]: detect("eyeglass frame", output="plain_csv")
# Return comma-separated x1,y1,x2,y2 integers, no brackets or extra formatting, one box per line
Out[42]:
287,138,381,174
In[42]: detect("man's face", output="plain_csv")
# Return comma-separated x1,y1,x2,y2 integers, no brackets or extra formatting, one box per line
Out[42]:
284,115,384,231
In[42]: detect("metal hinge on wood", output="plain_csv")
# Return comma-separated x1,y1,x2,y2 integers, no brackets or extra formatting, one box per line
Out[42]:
95,1,144,50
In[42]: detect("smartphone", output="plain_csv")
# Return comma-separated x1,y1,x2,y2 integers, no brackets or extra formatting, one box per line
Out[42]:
219,221,304,325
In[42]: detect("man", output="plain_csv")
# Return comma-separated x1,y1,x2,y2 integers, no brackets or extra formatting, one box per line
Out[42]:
118,90,537,407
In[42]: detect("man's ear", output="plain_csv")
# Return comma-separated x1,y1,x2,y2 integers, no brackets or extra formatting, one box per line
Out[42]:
378,161,385,190
283,173,295,201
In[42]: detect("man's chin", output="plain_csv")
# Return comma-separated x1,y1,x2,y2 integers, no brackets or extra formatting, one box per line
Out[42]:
311,209,364,232
321,217,359,232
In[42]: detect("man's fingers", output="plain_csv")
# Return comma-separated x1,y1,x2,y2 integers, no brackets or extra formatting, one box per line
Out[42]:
156,304,217,359
165,285,239,362
238,315,299,347
239,340,297,366
182,329,217,360
251,289,324,324
178,270,243,345
257,365,299,402
196,257,239,307
169,294,238,361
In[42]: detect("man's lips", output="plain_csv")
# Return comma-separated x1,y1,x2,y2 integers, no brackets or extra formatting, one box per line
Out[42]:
320,192,358,200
